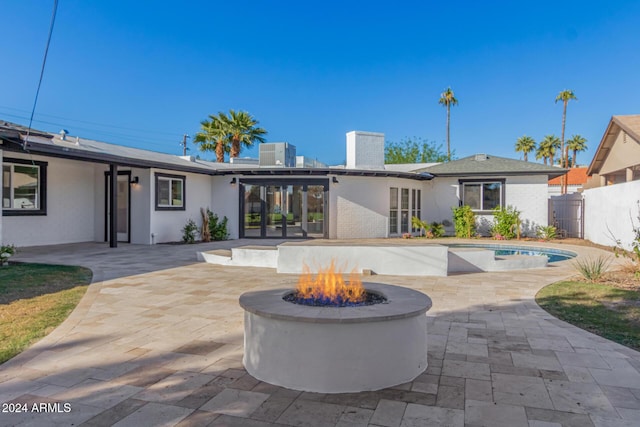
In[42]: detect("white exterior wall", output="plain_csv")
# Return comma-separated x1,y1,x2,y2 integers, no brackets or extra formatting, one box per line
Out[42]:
0,148,3,246
129,168,152,244
211,176,239,240
426,175,549,237
584,180,640,250
3,154,96,246
148,169,213,244
329,176,425,239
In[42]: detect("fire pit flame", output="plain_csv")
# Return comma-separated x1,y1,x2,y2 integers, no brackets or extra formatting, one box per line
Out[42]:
293,259,366,306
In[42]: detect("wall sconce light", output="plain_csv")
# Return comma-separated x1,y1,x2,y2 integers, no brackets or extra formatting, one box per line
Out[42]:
130,176,139,185
230,177,237,185
332,176,339,184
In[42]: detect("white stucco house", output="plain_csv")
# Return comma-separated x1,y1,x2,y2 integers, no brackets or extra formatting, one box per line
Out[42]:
1,121,564,248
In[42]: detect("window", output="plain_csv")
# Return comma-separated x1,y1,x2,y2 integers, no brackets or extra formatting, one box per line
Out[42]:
155,173,185,210
401,188,409,233
389,187,398,234
2,158,47,216
411,189,421,231
460,180,504,211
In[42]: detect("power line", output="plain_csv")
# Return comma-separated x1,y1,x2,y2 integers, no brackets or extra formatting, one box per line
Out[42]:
24,0,58,150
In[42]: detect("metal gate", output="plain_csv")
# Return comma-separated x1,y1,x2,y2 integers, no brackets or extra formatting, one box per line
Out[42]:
549,195,584,238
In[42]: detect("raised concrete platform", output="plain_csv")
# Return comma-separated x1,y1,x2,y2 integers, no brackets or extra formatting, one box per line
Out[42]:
199,243,551,276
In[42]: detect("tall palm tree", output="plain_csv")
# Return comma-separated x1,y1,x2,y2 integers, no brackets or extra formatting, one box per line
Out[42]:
438,87,458,161
515,135,536,161
222,110,267,158
555,90,577,168
540,134,561,166
566,134,587,167
193,113,230,162
535,145,548,165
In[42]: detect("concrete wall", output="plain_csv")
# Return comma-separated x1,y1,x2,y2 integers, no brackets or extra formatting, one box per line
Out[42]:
584,180,640,250
3,153,97,246
426,175,549,237
147,168,214,244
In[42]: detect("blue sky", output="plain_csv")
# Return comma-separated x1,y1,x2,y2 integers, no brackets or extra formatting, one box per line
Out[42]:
3,1,639,166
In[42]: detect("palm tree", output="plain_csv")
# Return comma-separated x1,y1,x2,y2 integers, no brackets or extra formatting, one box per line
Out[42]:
555,90,577,168
566,134,587,167
535,145,548,165
222,110,267,158
438,87,458,161
193,113,230,162
515,135,536,161
540,135,561,166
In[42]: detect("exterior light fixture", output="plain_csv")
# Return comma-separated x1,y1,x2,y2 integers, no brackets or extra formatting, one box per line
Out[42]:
230,177,237,185
130,176,139,185
332,176,339,184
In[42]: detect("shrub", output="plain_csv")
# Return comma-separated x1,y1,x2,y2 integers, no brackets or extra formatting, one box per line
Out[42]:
611,201,640,278
429,222,445,238
207,209,229,241
573,256,612,282
182,219,198,244
0,244,16,266
537,225,557,241
452,205,476,238
491,205,521,240
411,216,428,237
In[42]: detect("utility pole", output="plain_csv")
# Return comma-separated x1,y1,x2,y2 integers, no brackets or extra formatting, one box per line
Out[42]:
181,134,190,156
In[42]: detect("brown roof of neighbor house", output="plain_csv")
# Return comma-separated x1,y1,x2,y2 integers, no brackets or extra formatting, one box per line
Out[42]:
587,115,640,175
548,167,588,186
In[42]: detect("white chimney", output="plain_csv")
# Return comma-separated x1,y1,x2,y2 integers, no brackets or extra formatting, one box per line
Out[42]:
346,131,385,169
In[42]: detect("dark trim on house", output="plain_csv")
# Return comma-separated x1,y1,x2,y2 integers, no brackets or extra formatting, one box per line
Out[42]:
458,178,506,213
222,168,434,181
104,170,132,243
2,157,48,216
155,172,186,211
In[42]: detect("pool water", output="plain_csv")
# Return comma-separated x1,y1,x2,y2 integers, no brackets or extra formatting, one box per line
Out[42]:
447,244,577,263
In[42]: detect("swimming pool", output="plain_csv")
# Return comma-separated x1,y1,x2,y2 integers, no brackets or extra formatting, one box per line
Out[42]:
446,244,577,263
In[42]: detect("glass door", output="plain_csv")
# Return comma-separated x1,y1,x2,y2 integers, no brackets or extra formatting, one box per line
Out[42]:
307,185,325,237
243,184,262,238
266,185,283,237
286,185,304,237
105,172,131,243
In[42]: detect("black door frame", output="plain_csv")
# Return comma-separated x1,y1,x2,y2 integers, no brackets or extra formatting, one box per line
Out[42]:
104,170,132,243
239,178,329,239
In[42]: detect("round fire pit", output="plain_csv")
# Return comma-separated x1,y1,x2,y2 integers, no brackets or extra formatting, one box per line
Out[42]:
239,283,432,393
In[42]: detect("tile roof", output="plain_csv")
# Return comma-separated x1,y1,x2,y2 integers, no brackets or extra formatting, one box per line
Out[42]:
548,167,588,185
415,154,566,178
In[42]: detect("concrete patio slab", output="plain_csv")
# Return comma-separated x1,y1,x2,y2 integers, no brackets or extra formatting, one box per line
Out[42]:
0,239,638,426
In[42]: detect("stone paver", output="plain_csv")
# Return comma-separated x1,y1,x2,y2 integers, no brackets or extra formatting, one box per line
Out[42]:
0,240,638,426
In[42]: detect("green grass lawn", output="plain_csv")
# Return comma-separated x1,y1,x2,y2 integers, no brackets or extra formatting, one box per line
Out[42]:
0,263,92,364
536,280,640,351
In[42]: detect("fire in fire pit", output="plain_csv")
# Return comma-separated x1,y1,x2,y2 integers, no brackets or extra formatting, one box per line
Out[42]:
283,260,387,307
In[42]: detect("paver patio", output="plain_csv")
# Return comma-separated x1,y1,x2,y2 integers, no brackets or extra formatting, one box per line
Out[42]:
1,240,639,426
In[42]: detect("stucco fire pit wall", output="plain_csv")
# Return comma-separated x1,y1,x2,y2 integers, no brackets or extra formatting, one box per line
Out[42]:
239,283,432,393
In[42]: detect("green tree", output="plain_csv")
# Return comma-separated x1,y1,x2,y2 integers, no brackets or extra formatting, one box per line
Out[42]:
567,134,587,167
555,89,577,168
515,135,536,162
222,110,267,158
385,137,450,164
438,87,458,161
193,113,229,162
540,135,560,166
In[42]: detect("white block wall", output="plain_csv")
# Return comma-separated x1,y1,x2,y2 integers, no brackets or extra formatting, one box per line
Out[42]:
425,175,549,237
3,154,97,246
211,175,240,240
584,180,640,250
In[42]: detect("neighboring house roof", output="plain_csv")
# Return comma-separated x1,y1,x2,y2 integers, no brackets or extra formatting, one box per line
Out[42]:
415,154,566,178
587,115,640,176
548,167,588,186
